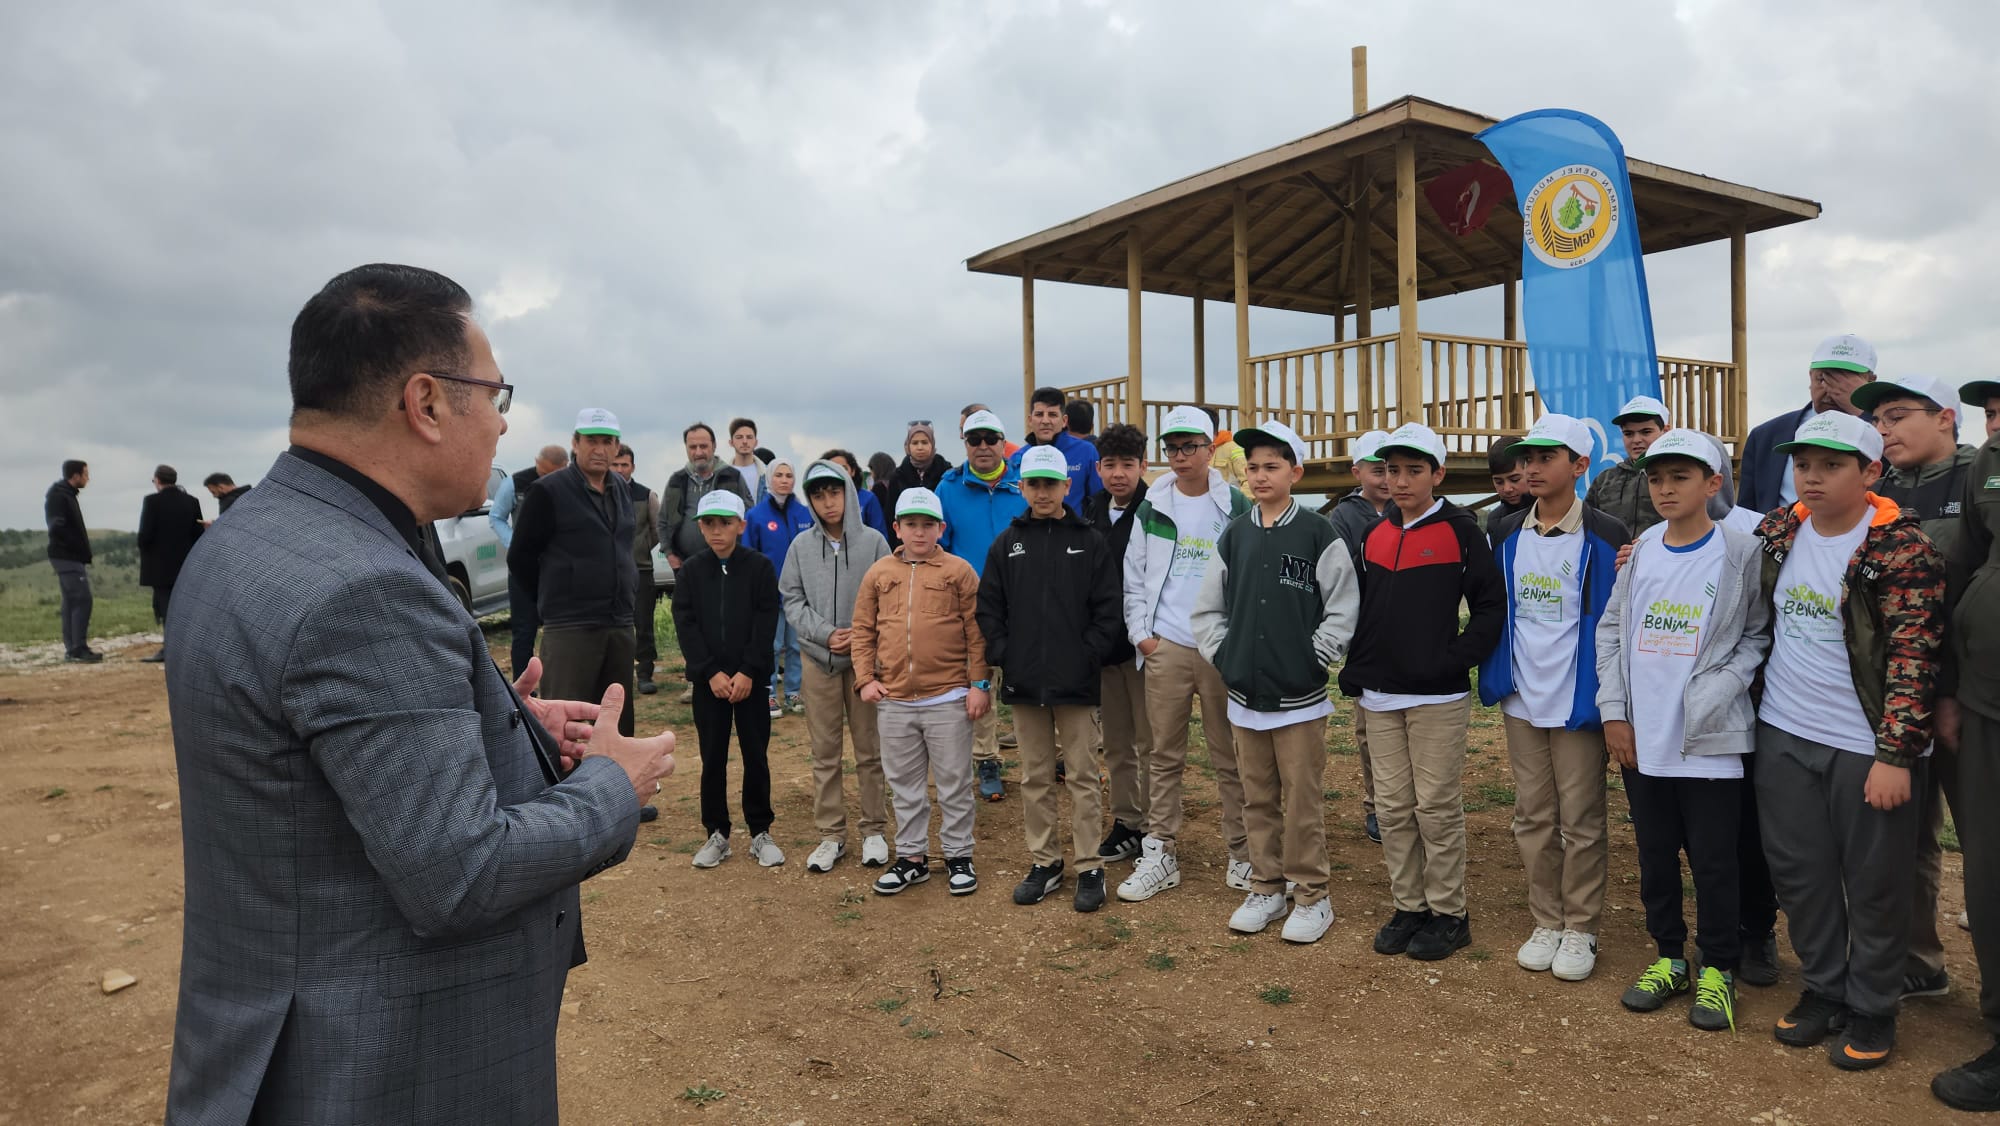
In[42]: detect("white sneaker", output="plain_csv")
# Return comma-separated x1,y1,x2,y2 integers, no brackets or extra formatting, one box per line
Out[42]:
749,832,786,867
1116,836,1182,902
1228,892,1290,934
805,838,844,873
861,834,890,867
1225,858,1254,892
1550,930,1597,981
692,831,731,869
1281,897,1335,944
1516,926,1562,971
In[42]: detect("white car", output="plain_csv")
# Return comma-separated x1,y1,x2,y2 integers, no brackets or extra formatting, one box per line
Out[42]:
432,465,511,616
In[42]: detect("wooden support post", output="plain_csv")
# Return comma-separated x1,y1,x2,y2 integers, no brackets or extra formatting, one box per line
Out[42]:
1730,221,1748,442
1502,278,1519,430
1191,283,1206,403
1394,137,1421,425
1503,278,1518,341
1352,165,1372,338
1127,230,1143,421
1351,46,1367,117
1022,265,1036,424
1234,188,1252,417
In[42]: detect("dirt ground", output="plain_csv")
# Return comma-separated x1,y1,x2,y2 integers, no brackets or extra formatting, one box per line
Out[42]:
0,635,1989,1125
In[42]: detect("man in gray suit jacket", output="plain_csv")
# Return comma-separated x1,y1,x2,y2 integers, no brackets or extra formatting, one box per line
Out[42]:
163,263,676,1125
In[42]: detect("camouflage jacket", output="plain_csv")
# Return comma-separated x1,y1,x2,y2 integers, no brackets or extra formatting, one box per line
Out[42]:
1584,458,1658,539
1756,494,1946,767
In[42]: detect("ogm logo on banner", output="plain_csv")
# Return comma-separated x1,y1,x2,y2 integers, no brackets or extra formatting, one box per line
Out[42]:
1522,164,1621,269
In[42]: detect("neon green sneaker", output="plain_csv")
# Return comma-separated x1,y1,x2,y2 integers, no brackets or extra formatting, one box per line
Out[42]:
1690,966,1737,1032
1620,957,1690,1012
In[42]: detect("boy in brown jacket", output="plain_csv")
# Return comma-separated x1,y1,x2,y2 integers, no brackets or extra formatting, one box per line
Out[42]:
853,487,991,896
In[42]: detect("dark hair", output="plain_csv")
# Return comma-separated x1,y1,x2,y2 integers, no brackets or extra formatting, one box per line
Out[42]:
62,459,87,480
960,402,989,419
616,444,635,462
154,464,178,485
203,472,235,488
728,417,757,438
1096,423,1148,462
1239,433,1298,466
804,469,845,495
868,451,896,484
1065,400,1094,434
288,263,472,420
754,446,775,464
1486,436,1524,475
683,422,716,444
1030,386,1066,410
819,448,858,477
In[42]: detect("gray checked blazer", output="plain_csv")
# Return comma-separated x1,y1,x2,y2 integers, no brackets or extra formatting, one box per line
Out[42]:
162,451,641,1125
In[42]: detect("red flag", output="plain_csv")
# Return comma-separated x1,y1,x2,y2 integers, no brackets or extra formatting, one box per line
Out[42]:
1424,160,1513,235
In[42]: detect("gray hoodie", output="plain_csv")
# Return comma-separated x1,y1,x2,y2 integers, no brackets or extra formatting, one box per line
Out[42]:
777,459,891,672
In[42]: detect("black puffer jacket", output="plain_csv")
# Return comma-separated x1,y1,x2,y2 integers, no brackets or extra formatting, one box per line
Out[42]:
1083,479,1149,665
44,480,90,563
974,509,1122,707
882,456,952,546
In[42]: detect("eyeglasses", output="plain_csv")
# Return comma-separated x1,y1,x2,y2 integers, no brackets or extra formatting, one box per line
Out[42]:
425,371,513,414
964,432,1003,447
1162,440,1212,457
1872,405,1940,427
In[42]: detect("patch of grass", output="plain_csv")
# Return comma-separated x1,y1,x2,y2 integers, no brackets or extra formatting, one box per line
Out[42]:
43,787,65,800
647,836,674,846
1322,788,1344,801
673,840,701,854
1330,862,1351,872
1944,816,1961,853
872,996,906,1013
1475,781,1515,806
1606,775,1625,792
1258,984,1295,1006
1045,961,1080,973
94,783,114,792
834,910,862,924
1466,947,1492,962
1145,952,1177,971
908,1026,939,1040
680,1084,725,1105
583,891,603,904
839,888,866,906
1224,940,1251,954
1106,916,1134,941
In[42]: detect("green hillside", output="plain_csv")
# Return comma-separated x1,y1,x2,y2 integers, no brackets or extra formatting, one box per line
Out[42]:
0,529,155,645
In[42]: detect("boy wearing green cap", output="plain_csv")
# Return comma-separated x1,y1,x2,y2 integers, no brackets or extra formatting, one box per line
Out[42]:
1586,395,1673,537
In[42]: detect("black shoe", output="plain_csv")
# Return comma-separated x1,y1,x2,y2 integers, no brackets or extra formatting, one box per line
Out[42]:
1903,967,1950,999
1408,913,1472,961
1773,989,1847,1048
1738,932,1779,987
140,651,167,663
1013,862,1065,905
1097,820,1143,864
65,649,104,664
1934,1043,2000,1112
1074,868,1106,913
1373,909,1432,955
1829,1011,1896,1071
638,805,659,823
873,856,931,895
1365,812,1381,844
637,679,658,696
945,855,978,896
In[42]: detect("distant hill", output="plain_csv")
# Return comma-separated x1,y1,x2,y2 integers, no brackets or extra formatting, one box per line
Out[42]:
0,528,140,570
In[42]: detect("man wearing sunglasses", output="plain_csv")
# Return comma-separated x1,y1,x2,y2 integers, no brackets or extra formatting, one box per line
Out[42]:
940,408,1029,800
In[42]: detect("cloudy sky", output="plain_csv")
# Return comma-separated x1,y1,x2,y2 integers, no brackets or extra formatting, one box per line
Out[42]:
2,0,1993,530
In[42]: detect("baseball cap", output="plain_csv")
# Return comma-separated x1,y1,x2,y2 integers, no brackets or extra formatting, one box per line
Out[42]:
1850,374,1958,415
575,407,620,436
1516,413,1594,458
1159,405,1215,441
1810,334,1877,374
1019,446,1069,481
1632,428,1722,472
960,409,1006,438
804,462,847,489
1963,380,2000,408
1375,422,1447,467
1774,410,1885,463
1234,419,1307,466
1611,395,1671,427
695,490,745,520
895,486,944,521
1351,429,1391,463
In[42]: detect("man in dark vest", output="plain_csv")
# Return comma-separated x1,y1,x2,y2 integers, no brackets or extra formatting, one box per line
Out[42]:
492,443,569,677
137,464,205,664
613,443,664,695
46,458,99,662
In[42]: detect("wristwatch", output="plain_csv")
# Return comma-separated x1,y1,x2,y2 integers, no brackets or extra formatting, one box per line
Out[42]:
970,679,991,692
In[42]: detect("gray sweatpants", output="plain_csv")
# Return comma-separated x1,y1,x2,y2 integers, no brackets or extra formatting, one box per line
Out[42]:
51,559,92,655
1755,722,1919,1019
879,699,976,861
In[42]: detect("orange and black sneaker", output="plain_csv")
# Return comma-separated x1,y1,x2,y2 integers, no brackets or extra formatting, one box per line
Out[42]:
1829,1012,1896,1071
1773,989,1847,1048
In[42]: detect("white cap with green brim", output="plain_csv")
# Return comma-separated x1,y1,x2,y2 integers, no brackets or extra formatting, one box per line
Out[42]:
1774,410,1884,463
895,487,944,521
1376,422,1447,466
1515,413,1594,458
1612,395,1672,427
1351,429,1391,462
1850,374,1957,415
575,407,620,436
1632,428,1722,472
804,462,846,486
1234,419,1308,466
961,409,1006,438
1019,446,1069,481
1159,405,1214,441
696,490,746,520
1810,334,1877,374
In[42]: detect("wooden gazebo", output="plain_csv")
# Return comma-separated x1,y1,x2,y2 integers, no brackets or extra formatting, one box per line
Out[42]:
965,63,1821,491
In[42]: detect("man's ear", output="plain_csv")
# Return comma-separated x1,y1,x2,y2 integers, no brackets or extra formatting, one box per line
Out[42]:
403,375,447,445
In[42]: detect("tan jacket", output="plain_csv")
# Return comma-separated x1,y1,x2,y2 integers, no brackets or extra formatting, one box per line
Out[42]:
851,549,987,701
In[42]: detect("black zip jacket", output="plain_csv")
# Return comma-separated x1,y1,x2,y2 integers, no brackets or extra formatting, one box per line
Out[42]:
882,455,952,547
45,480,90,563
1338,500,1506,697
507,464,637,629
671,546,780,683
1326,488,1386,571
975,508,1122,706
1083,478,1149,665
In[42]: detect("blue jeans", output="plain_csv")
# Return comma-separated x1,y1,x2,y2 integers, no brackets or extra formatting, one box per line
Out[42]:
772,617,803,699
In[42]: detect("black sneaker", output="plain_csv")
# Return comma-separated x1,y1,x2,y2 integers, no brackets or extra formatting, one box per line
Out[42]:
1013,862,1065,905
1934,1043,2000,1112
1903,967,1950,998
873,856,930,896
1407,913,1472,962
1829,1011,1896,1071
1074,868,1106,913
65,650,104,664
1773,989,1847,1048
638,805,659,823
1373,909,1432,956
1097,820,1143,864
1365,812,1381,844
1738,932,1779,987
945,855,978,896
637,678,658,696
1621,957,1691,1013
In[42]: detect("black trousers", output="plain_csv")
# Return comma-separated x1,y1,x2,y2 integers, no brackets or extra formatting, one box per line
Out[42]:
151,584,173,626
1624,768,1743,970
691,676,773,838
508,572,540,680
1961,708,2000,1038
51,560,92,655
635,569,658,679
1738,751,1780,942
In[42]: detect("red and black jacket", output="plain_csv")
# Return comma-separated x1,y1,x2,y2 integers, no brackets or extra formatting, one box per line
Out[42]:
1337,500,1506,698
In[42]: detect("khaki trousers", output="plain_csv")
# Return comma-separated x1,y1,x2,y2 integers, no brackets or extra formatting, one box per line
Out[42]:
1354,701,1376,816
1502,714,1609,934
1234,715,1332,905
1141,639,1245,859
1013,704,1105,870
801,662,886,838
1365,698,1472,917
971,670,1003,764
1100,659,1152,827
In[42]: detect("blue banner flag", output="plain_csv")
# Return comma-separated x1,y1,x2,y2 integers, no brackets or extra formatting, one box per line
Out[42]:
1476,109,1661,485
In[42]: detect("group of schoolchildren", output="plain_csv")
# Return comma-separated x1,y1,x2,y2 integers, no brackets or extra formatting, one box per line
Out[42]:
660,354,2000,1091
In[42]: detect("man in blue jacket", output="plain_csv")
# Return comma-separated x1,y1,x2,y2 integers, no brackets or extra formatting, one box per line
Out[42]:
1009,386,1102,514
941,408,1028,800
1737,334,1876,514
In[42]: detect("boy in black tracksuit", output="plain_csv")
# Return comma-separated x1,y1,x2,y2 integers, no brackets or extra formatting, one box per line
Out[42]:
978,446,1124,912
672,491,784,869
1083,422,1152,864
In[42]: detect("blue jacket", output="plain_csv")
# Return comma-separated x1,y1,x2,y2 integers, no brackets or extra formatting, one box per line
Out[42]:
741,492,816,577
855,486,891,541
1008,431,1102,514
1735,403,1816,515
938,462,1027,577
1476,505,1631,729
